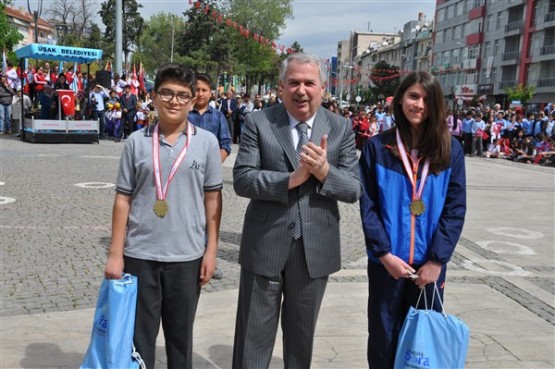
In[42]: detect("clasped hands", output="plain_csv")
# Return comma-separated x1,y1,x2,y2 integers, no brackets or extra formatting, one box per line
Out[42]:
289,135,329,189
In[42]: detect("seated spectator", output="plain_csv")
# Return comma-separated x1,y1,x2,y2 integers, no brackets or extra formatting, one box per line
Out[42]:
486,139,500,158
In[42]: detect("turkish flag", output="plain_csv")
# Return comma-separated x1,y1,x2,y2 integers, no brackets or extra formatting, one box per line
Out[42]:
57,89,75,116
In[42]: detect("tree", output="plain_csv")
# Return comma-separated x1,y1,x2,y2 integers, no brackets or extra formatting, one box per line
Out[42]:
99,0,144,69
135,13,186,75
46,0,98,44
179,0,234,87
504,84,535,105
0,2,24,51
82,23,105,50
226,0,294,93
369,60,401,98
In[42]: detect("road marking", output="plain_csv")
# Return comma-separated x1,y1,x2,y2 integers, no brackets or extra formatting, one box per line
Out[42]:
477,240,536,256
487,227,544,240
0,197,16,205
0,182,5,185
74,182,115,189
461,259,530,276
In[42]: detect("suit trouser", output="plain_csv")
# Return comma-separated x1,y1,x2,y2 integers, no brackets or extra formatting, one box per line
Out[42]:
124,256,202,369
367,261,447,369
233,238,328,369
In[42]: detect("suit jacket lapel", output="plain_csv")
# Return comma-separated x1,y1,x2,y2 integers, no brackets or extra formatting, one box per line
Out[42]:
269,105,297,168
311,107,331,147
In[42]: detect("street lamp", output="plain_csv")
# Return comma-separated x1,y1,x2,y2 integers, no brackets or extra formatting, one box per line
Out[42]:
339,64,353,106
27,0,44,43
170,15,175,63
55,24,68,45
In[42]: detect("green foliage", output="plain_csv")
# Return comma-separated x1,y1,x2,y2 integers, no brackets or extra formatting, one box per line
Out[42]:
0,2,24,51
176,0,293,91
504,84,535,105
135,13,187,74
99,0,144,64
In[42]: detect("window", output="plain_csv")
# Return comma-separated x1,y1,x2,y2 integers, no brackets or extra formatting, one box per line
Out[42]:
453,48,460,64
455,25,462,39
496,12,503,30
468,44,480,59
444,29,450,42
456,1,464,16
484,41,491,57
437,8,445,22
486,15,493,32
436,31,444,44
493,40,500,56
447,5,454,19
443,51,450,65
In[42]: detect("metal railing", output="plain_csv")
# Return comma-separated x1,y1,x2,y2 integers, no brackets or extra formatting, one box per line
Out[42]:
545,12,555,23
498,80,517,89
505,20,523,33
537,78,555,88
502,50,520,62
540,44,555,55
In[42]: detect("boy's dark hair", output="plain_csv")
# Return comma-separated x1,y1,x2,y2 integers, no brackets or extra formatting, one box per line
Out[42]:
154,63,196,94
195,73,212,87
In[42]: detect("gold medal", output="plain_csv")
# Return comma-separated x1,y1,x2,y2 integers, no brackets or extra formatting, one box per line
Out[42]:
410,199,425,216
153,199,168,218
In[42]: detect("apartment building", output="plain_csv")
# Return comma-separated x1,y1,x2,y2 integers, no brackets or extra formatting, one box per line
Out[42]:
433,0,555,108
332,13,433,102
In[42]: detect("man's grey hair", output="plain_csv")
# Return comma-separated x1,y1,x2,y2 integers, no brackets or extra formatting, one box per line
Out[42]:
279,53,327,84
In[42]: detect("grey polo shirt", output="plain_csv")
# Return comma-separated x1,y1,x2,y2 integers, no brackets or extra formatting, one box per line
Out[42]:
116,123,223,262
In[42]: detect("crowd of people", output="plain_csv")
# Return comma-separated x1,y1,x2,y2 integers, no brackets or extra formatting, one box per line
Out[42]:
447,104,555,166
0,61,155,139
318,96,555,167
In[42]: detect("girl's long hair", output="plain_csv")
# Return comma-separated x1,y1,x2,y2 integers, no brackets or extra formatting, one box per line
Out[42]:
392,71,451,173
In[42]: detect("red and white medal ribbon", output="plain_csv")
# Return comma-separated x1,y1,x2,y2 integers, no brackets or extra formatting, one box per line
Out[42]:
152,123,192,202
395,128,430,202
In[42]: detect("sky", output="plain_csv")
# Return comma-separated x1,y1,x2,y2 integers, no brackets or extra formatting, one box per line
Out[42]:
13,0,436,58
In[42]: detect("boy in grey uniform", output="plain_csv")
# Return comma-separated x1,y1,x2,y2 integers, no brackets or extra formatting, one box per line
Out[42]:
104,63,223,369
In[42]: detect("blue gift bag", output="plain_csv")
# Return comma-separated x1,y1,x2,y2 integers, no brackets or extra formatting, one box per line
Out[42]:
394,283,470,369
80,274,145,369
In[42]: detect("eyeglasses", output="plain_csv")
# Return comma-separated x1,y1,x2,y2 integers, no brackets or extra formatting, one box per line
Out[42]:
157,89,193,104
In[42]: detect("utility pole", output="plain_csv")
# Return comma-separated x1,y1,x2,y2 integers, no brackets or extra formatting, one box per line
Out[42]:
115,0,123,76
27,0,43,43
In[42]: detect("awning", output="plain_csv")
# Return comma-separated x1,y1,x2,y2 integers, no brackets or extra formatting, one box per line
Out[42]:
15,43,103,64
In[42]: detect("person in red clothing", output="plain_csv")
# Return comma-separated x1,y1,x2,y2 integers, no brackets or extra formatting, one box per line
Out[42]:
354,110,370,150
33,67,48,107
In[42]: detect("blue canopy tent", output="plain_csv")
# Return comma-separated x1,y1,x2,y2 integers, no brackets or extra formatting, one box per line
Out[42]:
15,44,103,64
14,43,103,143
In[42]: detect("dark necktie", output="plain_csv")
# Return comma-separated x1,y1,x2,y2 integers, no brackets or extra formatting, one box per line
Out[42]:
293,122,309,240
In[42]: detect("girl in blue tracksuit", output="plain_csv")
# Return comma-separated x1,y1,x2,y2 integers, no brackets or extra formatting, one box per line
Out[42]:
359,71,466,369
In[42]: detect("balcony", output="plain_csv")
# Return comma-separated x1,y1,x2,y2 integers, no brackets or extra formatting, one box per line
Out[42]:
505,20,523,33
540,44,555,56
537,78,555,88
545,12,555,23
498,80,517,90
502,50,520,62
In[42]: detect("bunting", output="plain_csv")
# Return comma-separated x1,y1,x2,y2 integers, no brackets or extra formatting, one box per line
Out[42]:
191,1,294,54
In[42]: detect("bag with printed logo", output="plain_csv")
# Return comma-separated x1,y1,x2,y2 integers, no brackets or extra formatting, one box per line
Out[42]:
393,283,470,369
80,274,145,369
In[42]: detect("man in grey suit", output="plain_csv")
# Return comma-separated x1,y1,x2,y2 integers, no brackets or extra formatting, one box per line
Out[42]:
232,53,361,368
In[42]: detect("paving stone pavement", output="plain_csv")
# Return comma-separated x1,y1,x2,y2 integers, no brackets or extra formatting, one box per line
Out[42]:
1,134,554,368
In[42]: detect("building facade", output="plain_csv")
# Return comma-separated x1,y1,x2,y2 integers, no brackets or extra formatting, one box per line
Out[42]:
433,0,555,108
5,7,54,48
